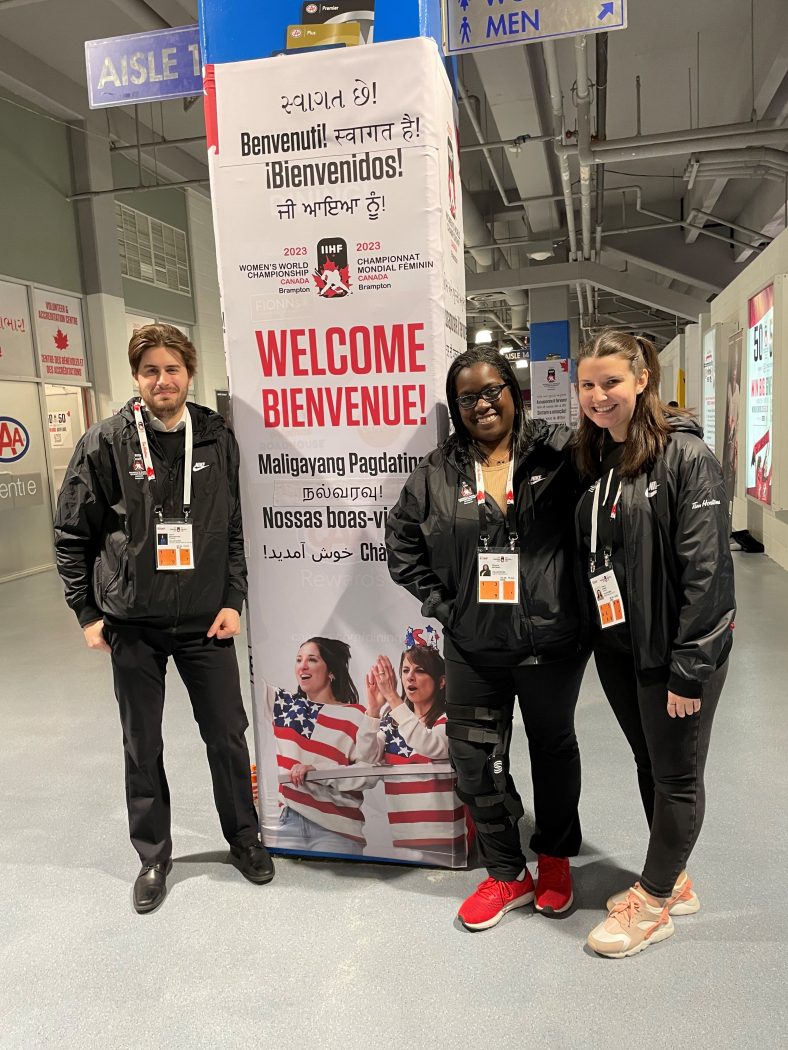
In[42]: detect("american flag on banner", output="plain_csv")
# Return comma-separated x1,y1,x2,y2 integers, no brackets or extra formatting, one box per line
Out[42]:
273,689,379,844
380,713,466,849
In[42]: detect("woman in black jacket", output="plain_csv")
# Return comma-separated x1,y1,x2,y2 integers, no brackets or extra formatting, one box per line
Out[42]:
386,347,589,931
575,330,735,959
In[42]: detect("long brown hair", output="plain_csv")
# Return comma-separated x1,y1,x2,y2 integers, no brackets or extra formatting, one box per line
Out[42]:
573,330,687,478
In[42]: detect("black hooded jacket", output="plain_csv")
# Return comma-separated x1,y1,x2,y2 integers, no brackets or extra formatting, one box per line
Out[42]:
575,416,735,695
385,420,585,665
54,399,247,633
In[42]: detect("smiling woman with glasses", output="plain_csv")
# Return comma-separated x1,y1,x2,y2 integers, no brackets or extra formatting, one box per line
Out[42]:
385,346,589,934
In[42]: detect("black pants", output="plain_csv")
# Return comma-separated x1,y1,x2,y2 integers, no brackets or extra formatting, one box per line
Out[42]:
594,645,728,898
446,651,588,881
105,625,260,865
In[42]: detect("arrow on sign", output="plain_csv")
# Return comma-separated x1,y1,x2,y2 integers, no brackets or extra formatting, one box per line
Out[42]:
599,2,615,18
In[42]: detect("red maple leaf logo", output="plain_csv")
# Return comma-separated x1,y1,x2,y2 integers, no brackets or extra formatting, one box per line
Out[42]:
313,258,351,297
54,329,69,351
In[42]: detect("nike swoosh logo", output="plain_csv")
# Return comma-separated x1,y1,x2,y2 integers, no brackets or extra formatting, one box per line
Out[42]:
192,462,209,472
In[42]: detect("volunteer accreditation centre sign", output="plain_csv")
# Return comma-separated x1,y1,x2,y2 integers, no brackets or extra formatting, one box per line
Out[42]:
205,37,469,866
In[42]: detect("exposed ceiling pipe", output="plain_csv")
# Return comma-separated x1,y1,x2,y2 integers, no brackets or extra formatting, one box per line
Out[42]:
686,147,788,180
616,186,766,253
462,178,529,329
685,209,771,243
574,36,593,260
543,40,583,323
111,135,206,153
574,37,594,319
594,33,609,263
591,117,782,149
461,134,552,153
588,127,788,164
457,80,519,211
462,191,497,271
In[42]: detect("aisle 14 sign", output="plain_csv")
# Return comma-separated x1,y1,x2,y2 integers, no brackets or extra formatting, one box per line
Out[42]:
444,0,626,55
85,25,201,108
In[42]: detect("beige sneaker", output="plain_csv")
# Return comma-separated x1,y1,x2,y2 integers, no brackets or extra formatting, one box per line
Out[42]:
588,884,674,958
606,871,700,915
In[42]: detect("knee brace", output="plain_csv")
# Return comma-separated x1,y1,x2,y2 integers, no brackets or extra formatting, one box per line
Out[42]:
446,704,524,834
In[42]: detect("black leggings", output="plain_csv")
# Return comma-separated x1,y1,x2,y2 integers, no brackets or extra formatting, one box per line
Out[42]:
445,651,589,881
594,646,728,898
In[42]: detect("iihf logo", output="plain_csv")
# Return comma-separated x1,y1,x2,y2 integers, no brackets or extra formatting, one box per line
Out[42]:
129,453,146,480
313,237,351,298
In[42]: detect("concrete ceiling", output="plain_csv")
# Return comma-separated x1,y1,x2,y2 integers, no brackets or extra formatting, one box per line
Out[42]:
1,0,787,346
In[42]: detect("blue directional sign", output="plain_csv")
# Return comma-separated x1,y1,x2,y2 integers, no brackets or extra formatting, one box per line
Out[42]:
444,0,627,56
85,25,202,109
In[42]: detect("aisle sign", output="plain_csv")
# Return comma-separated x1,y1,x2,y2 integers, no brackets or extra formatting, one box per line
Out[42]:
444,0,627,55
85,26,202,108
32,291,88,386
746,284,773,505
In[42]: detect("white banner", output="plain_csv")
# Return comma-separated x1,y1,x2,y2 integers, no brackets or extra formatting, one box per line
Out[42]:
702,327,716,455
207,38,468,866
746,284,773,505
32,290,88,385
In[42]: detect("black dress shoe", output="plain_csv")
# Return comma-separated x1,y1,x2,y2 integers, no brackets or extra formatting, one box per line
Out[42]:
230,842,275,884
133,859,173,914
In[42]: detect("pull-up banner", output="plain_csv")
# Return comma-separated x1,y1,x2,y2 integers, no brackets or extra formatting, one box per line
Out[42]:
205,37,468,866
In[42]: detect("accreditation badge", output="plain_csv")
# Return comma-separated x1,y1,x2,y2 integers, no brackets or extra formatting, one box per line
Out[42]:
477,551,519,604
155,520,195,571
589,568,625,628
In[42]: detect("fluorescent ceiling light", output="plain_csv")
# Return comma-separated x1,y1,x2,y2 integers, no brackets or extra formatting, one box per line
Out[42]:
515,359,529,369
474,328,493,344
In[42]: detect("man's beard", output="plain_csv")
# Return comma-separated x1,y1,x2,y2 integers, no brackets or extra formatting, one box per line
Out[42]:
143,389,187,422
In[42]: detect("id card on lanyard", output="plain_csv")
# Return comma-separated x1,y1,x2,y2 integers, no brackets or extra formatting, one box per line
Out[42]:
588,469,625,628
133,400,195,572
474,459,519,604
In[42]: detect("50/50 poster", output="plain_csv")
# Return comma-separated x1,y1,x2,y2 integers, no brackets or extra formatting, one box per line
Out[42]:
205,38,469,865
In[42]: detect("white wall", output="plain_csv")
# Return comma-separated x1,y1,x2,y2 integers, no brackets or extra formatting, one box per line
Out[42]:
186,190,226,412
710,227,788,571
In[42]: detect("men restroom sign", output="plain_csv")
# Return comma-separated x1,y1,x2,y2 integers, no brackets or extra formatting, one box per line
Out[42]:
444,0,627,55
85,25,202,108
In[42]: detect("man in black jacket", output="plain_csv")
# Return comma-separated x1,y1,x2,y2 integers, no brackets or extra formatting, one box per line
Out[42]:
54,324,273,913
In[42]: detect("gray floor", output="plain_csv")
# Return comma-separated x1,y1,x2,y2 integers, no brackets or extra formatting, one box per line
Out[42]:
1,555,786,1050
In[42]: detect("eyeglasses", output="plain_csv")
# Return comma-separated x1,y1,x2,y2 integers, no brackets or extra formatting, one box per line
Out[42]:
455,384,507,410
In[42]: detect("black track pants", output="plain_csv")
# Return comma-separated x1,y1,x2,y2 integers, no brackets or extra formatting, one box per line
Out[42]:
446,651,589,881
594,646,727,898
105,625,260,865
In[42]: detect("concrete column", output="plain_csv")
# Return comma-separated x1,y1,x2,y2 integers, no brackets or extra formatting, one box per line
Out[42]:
185,190,225,411
69,113,133,419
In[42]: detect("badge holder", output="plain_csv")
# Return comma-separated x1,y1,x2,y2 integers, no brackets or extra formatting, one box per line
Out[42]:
588,471,625,629
133,400,196,573
474,460,519,605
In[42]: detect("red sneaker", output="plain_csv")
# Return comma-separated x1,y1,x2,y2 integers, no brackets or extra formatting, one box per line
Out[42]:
457,872,535,931
535,855,573,914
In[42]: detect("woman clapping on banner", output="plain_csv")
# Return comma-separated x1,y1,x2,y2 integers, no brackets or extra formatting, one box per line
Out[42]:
574,331,735,958
365,642,467,861
266,636,380,856
386,347,589,931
